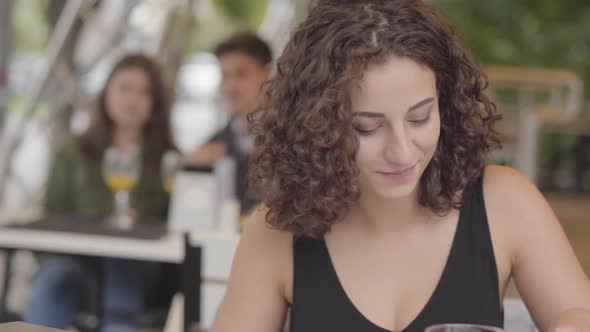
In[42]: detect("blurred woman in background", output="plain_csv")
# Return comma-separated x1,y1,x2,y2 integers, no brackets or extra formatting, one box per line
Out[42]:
25,54,176,331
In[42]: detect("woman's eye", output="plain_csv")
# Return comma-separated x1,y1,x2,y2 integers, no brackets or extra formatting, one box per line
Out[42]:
353,125,380,136
408,114,431,125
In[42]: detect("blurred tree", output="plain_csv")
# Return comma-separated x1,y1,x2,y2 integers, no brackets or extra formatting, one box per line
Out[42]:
0,0,13,129
186,0,269,54
432,0,590,98
432,0,590,189
12,0,50,51
213,0,269,27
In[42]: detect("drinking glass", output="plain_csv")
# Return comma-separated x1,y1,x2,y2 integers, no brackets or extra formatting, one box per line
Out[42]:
103,147,141,229
161,150,181,193
425,324,504,332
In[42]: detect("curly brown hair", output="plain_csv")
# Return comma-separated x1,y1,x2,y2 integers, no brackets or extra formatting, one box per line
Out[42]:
248,0,501,238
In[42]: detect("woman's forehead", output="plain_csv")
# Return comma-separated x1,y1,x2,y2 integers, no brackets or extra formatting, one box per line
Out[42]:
350,56,437,112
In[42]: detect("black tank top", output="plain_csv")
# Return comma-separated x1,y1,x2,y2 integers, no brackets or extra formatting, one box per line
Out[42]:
291,177,503,332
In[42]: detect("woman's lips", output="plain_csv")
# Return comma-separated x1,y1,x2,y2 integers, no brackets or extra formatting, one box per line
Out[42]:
377,164,417,182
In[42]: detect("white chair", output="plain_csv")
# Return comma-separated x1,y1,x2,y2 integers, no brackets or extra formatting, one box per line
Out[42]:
503,297,537,332
164,231,240,332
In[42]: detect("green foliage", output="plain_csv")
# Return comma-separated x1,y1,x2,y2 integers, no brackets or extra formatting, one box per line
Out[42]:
431,0,590,174
12,0,50,51
432,0,590,98
212,0,269,27
184,0,269,54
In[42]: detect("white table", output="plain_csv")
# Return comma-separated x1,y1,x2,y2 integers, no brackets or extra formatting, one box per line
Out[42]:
0,228,184,263
0,222,201,332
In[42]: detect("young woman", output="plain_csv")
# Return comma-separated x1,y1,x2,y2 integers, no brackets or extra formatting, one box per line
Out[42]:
25,54,175,331
213,1,590,331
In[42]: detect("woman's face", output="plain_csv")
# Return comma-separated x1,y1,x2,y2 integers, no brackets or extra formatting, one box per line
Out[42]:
350,55,440,201
105,66,153,132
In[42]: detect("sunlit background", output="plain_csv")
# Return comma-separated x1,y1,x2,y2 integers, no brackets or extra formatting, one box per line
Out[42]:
0,0,589,330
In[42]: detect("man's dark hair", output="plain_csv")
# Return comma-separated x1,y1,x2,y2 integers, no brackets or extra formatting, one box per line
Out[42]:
214,32,273,66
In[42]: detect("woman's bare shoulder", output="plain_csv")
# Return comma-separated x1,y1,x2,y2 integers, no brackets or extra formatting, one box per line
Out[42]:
241,206,294,297
213,206,293,331
243,206,294,251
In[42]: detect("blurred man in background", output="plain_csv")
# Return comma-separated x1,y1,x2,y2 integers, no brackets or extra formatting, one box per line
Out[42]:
187,32,273,213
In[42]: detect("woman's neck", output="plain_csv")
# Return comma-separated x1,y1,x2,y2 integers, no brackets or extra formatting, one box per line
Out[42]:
112,127,142,153
350,188,431,235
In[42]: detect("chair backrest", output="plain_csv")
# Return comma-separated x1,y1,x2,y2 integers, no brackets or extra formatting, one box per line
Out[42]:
190,231,240,330
483,65,584,183
484,65,583,126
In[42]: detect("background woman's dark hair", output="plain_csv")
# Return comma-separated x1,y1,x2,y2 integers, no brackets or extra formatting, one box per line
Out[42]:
79,53,176,172
248,0,501,238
